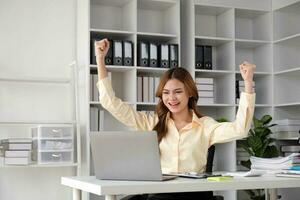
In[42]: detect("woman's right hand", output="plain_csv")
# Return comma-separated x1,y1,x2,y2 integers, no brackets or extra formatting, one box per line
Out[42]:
94,38,110,65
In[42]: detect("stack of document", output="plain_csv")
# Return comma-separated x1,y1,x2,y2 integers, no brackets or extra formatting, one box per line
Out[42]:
250,153,300,170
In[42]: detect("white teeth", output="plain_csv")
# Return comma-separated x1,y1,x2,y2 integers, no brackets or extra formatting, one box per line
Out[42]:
169,102,179,106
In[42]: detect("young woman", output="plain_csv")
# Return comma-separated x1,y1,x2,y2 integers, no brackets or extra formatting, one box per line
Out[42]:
95,39,256,200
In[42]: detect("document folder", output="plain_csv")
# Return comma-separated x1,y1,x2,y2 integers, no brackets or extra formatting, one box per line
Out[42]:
113,40,123,65
123,41,133,66
138,41,149,67
204,46,212,70
159,44,169,68
195,45,204,69
169,44,178,68
105,39,113,65
149,42,158,67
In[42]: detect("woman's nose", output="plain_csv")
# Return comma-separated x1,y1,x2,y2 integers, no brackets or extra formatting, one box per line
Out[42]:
170,93,177,100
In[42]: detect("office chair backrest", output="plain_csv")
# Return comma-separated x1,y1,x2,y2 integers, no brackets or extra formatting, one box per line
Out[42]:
206,145,215,173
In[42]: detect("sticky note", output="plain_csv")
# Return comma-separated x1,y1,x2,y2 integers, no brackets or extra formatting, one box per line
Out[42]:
207,176,233,181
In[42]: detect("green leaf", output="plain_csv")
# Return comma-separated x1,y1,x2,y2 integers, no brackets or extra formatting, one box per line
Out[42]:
253,127,264,137
253,117,263,128
261,115,272,125
239,142,254,156
261,128,271,137
266,123,277,128
263,146,279,158
248,136,262,152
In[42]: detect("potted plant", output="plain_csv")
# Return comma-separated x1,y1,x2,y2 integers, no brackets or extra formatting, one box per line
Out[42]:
239,114,279,200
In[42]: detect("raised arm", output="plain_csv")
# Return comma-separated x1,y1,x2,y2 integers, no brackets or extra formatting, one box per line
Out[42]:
94,39,157,130
208,61,256,145
95,38,109,80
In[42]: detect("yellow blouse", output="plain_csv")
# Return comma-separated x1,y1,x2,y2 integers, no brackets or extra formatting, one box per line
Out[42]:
97,77,255,174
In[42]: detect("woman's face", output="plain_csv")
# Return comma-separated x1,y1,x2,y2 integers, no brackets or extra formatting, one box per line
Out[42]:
162,78,190,114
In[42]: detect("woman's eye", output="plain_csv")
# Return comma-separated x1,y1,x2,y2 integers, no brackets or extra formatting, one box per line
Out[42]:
176,91,182,94
162,92,169,95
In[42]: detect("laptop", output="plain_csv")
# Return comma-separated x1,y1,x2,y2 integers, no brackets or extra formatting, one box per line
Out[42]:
90,131,177,181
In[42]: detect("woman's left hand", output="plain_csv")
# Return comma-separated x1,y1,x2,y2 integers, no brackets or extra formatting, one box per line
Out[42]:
239,61,256,82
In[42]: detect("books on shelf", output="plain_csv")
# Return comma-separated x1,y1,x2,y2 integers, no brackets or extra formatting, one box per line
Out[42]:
272,118,300,140
137,75,160,103
4,156,31,165
281,145,300,153
195,77,214,104
5,150,31,157
0,138,33,165
90,107,104,131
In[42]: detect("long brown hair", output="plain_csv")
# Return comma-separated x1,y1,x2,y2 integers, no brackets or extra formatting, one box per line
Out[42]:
153,67,203,143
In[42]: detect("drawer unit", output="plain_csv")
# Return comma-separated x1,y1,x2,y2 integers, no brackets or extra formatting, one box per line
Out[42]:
32,125,73,138
32,125,74,164
38,151,73,164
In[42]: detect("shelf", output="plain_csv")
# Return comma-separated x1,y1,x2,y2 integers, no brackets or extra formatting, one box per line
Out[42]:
274,67,300,76
90,31,134,42
90,29,135,36
194,4,234,38
195,69,233,77
195,36,233,46
235,8,271,41
195,39,234,71
195,69,233,78
235,41,272,72
273,34,300,72
136,102,157,106
198,104,235,107
236,104,272,107
274,103,300,108
273,1,300,40
136,66,169,74
235,39,270,48
137,0,179,35
0,121,76,125
90,101,134,105
235,71,271,77
0,76,71,84
90,65,135,72
274,33,300,44
137,32,178,41
90,0,135,32
0,163,78,168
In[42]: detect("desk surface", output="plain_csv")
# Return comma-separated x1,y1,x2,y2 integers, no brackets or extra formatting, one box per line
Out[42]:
61,175,300,196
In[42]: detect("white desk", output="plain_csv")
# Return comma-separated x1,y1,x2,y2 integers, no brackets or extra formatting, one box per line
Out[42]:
61,175,300,200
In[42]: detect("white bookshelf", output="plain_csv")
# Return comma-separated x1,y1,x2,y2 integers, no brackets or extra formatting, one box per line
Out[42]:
74,0,300,200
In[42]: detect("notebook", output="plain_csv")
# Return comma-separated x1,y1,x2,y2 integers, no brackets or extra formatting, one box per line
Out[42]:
90,131,177,181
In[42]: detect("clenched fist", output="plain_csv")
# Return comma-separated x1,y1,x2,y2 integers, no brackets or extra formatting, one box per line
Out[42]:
239,61,256,83
94,38,110,64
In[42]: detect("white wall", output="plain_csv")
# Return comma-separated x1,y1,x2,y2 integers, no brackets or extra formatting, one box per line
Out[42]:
0,0,76,200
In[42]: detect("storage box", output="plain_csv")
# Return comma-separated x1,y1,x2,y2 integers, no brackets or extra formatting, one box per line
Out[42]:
32,125,73,138
32,125,74,164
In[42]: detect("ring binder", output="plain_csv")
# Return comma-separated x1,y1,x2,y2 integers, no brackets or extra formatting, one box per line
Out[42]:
159,44,169,68
149,43,158,67
138,41,149,67
123,41,133,66
195,45,204,69
204,46,212,70
113,40,123,65
169,44,178,68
